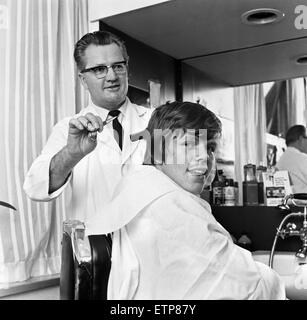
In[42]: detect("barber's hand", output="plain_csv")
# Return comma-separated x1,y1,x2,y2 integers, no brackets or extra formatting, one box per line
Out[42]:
67,113,104,158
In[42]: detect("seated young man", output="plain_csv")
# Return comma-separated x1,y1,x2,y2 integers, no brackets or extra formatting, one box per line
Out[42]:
86,101,286,300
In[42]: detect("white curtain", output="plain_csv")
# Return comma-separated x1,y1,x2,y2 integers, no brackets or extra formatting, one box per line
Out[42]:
234,84,267,205
288,78,307,128
0,0,88,286
148,79,161,108
266,78,307,137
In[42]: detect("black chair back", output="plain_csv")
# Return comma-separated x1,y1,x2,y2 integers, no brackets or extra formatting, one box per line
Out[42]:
60,220,112,300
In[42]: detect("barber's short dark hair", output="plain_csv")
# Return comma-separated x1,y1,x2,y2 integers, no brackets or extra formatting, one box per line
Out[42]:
143,101,222,165
285,125,306,146
74,31,129,71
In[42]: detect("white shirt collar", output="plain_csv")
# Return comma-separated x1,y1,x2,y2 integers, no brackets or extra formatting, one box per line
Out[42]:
88,97,129,123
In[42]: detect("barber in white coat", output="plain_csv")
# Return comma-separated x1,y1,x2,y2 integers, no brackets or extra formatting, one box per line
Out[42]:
86,101,286,300
23,31,152,221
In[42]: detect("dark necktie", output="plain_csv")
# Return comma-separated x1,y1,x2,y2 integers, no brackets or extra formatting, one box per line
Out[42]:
108,109,123,150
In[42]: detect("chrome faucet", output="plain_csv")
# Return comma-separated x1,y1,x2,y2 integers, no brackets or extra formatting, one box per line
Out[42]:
296,246,307,259
295,217,307,259
278,220,307,259
279,222,300,239
269,194,307,268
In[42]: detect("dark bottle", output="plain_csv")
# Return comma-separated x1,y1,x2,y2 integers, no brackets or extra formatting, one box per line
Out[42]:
243,162,258,206
212,170,224,206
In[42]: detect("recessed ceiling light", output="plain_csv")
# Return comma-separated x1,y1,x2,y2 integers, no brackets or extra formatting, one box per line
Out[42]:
295,55,307,65
241,8,285,25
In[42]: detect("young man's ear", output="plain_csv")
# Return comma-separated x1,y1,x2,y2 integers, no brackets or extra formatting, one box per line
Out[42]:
78,73,88,91
298,135,305,144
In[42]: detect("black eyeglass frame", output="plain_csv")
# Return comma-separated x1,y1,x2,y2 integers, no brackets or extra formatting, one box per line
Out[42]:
80,60,128,78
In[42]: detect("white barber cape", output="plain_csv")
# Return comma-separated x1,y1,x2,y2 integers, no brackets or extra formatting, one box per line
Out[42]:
86,165,286,300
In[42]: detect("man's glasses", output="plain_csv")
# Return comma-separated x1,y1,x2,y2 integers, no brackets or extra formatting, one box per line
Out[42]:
80,61,127,79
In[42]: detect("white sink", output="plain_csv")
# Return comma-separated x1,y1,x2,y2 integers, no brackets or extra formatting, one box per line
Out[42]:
252,250,307,300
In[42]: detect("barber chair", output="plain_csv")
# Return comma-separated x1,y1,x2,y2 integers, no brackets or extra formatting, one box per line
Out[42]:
59,220,112,300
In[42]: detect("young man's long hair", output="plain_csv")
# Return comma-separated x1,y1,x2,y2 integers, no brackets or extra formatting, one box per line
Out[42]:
143,101,222,165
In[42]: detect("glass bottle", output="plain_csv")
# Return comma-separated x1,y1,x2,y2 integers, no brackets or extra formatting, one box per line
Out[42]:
212,170,224,206
243,162,259,206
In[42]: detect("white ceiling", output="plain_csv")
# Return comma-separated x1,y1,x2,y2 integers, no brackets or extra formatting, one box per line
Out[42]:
88,0,171,21
100,0,307,86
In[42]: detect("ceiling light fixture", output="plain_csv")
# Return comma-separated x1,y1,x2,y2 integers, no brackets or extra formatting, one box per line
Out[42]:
295,55,307,65
241,8,285,25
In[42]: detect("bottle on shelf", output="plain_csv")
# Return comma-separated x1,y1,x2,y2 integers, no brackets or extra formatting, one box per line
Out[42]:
242,161,259,206
211,169,224,206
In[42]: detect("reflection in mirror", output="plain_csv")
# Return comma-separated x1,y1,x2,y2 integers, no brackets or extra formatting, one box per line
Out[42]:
266,80,292,138
264,77,307,167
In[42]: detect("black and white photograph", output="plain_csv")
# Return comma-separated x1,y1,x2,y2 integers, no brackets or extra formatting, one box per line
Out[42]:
1,0,307,310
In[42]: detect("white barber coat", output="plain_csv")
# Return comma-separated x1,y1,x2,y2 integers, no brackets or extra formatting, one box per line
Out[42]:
276,146,307,193
23,99,152,221
86,166,286,300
